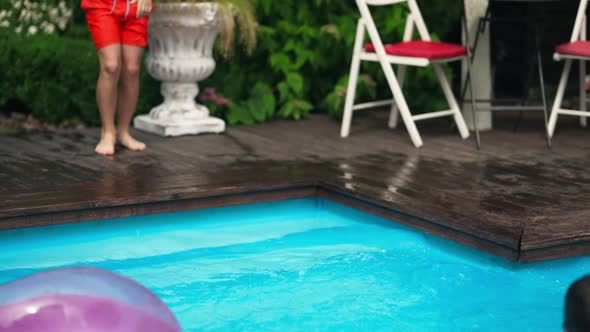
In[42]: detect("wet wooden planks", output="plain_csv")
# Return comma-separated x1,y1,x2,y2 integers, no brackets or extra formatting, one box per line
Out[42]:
1,110,590,262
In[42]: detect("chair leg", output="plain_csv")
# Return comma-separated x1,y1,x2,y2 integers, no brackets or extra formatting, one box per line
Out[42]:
380,61,423,147
357,1,421,147
514,23,538,133
548,59,573,138
537,49,551,148
433,64,470,139
388,65,406,129
465,54,481,149
460,14,487,104
341,20,365,138
581,14,587,128
580,60,587,128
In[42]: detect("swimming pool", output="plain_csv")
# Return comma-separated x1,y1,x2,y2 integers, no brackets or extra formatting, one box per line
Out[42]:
0,198,587,331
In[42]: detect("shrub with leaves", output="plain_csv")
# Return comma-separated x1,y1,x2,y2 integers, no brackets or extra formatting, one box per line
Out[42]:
154,0,257,57
0,29,160,125
0,0,460,127
0,0,73,35
202,0,461,125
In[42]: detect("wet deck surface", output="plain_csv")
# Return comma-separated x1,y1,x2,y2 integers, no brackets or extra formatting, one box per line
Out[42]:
1,111,590,262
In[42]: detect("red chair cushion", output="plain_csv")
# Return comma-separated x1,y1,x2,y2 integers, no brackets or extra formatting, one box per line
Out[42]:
555,41,590,58
364,40,467,60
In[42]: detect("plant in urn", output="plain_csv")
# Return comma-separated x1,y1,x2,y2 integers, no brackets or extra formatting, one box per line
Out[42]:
134,0,256,136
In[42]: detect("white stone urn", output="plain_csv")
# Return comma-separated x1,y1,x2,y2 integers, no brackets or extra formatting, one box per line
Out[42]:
134,2,226,136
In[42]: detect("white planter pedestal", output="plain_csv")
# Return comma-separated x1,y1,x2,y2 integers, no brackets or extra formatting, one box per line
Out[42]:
134,82,225,136
134,3,225,136
134,115,225,137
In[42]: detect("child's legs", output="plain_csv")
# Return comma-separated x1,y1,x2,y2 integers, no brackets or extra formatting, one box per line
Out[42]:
117,45,144,135
85,8,123,154
114,15,149,151
97,44,122,136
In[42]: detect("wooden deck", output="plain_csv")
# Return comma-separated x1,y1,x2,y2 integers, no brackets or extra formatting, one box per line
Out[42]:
1,110,590,263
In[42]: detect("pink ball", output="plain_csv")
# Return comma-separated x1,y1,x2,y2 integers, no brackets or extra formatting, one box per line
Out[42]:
0,267,182,332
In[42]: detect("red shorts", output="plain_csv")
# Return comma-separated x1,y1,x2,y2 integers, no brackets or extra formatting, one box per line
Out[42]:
81,0,150,50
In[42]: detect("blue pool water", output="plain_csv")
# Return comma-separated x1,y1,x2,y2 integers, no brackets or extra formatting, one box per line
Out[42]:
0,198,588,331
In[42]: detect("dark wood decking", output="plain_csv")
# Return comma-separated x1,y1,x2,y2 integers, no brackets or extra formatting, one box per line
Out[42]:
1,111,590,263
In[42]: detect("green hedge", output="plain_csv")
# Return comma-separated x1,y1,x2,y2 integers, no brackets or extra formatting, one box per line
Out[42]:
0,30,160,125
0,30,96,124
0,0,460,126
204,0,461,124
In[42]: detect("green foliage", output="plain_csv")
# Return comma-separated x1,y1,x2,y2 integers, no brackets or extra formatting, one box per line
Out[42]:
0,0,461,126
204,0,461,124
0,0,74,35
154,0,257,57
0,30,159,125
0,30,92,123
0,128,16,135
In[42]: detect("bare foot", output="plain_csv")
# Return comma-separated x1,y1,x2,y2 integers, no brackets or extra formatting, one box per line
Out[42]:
95,132,117,156
118,131,146,151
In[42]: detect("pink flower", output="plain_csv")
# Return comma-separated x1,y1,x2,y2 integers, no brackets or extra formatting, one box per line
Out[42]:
213,96,230,106
199,87,231,106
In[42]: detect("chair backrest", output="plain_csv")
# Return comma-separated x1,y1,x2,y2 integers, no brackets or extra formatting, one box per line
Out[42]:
570,0,589,42
356,0,432,43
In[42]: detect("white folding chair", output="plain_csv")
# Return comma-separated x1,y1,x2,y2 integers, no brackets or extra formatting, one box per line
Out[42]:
548,0,589,137
341,0,477,148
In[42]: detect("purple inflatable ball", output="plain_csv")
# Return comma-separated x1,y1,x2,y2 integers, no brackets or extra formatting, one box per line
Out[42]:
0,267,182,332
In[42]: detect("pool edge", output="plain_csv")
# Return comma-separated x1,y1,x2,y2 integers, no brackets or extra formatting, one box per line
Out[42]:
3,179,590,263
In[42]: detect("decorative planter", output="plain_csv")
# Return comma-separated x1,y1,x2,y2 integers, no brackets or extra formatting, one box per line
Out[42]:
134,2,225,136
